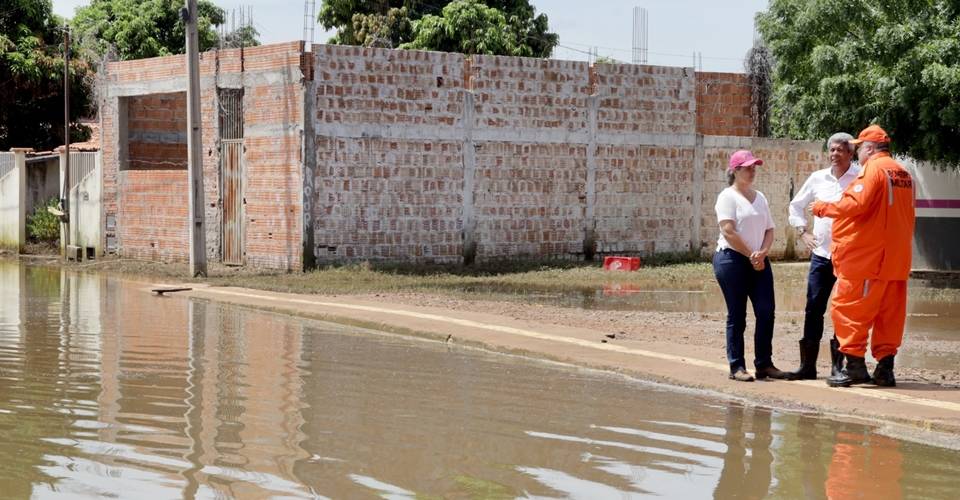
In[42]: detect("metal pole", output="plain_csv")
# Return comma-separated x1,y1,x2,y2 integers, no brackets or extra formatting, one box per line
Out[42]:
184,0,207,276
63,26,71,253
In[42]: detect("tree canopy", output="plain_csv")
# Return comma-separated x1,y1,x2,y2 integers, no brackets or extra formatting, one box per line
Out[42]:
0,0,91,150
318,0,558,57
72,0,228,61
757,0,960,166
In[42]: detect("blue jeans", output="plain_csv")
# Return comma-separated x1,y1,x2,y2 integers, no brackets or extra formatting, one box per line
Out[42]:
803,254,836,343
713,249,776,373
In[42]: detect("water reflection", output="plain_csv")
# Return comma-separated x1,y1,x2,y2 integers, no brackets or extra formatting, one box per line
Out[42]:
714,406,772,499
0,260,958,498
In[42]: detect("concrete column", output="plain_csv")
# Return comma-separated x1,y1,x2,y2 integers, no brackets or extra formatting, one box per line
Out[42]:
784,145,798,260
461,91,478,265
691,134,705,254
583,95,599,260
302,76,318,270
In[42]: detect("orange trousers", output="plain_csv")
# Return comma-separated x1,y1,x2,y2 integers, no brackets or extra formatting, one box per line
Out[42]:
831,278,907,359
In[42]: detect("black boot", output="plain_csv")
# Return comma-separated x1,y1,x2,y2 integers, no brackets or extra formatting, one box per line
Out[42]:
829,337,844,378
755,365,788,380
785,339,819,380
873,355,896,387
827,354,873,387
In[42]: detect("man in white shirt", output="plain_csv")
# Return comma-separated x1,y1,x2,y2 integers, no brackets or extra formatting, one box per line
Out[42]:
785,133,860,380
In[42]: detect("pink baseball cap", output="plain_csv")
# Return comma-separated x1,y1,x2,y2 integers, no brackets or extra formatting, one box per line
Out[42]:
728,150,763,172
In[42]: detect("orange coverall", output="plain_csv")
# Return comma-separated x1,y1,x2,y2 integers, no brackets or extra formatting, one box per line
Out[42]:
812,152,916,359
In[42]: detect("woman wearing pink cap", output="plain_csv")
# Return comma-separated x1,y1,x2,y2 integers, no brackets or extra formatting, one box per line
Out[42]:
713,150,787,382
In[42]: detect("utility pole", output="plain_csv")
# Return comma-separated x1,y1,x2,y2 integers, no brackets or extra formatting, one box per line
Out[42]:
183,0,207,276
63,25,71,254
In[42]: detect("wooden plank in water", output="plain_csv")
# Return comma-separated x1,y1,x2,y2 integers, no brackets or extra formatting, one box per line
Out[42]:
152,287,193,296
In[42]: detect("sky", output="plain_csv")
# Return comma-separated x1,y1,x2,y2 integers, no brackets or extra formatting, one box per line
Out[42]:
52,0,770,73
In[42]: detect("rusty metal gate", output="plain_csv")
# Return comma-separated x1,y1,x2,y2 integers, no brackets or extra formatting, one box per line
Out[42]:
219,89,244,265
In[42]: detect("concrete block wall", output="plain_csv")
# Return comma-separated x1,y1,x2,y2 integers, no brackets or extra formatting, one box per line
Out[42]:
0,150,26,252
102,41,306,269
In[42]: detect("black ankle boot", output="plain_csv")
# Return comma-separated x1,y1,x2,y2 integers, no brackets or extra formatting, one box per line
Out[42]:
829,337,844,378
755,365,788,380
827,354,873,387
873,355,896,387
786,339,819,380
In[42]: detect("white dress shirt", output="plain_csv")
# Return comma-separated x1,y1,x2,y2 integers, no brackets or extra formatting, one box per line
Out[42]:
788,164,861,259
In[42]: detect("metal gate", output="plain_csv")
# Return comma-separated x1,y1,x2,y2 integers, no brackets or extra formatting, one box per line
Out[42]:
219,89,244,265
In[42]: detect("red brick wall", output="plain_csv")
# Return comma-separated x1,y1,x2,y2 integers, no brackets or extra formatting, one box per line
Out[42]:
102,40,818,268
595,145,696,255
311,46,466,263
102,41,306,269
313,137,464,261
308,46,784,264
472,143,587,258
117,170,189,262
469,56,591,133
696,72,753,137
595,64,696,135
126,92,187,170
468,56,591,259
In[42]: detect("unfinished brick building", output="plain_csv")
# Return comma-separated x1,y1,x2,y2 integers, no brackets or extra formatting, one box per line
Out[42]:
98,41,827,271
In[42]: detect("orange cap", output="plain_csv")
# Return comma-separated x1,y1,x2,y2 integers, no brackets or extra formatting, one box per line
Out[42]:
850,124,890,145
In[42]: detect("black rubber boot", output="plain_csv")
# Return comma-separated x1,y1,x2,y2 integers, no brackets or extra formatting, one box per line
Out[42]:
785,339,819,380
873,355,896,387
827,354,873,387
829,337,844,378
755,365,788,380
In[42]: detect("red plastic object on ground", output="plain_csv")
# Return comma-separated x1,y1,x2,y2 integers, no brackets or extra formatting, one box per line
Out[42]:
603,256,641,271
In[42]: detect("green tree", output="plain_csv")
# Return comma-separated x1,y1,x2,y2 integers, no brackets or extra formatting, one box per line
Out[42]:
318,0,558,57
72,0,227,61
0,0,91,150
757,0,960,166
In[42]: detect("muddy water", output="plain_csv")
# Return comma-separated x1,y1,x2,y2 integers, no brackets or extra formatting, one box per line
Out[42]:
1,262,959,498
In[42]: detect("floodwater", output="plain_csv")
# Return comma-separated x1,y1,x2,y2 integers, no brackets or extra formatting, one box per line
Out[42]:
1,261,959,498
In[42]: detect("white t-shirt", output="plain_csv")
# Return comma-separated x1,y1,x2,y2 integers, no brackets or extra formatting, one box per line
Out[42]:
715,187,775,253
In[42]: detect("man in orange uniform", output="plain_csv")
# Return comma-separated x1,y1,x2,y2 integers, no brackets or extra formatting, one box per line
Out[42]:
811,125,915,387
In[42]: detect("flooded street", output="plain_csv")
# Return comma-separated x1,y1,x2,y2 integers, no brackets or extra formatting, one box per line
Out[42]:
1,261,959,498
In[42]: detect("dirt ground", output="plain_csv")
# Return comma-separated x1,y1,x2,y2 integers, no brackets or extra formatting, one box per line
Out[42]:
353,291,960,387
